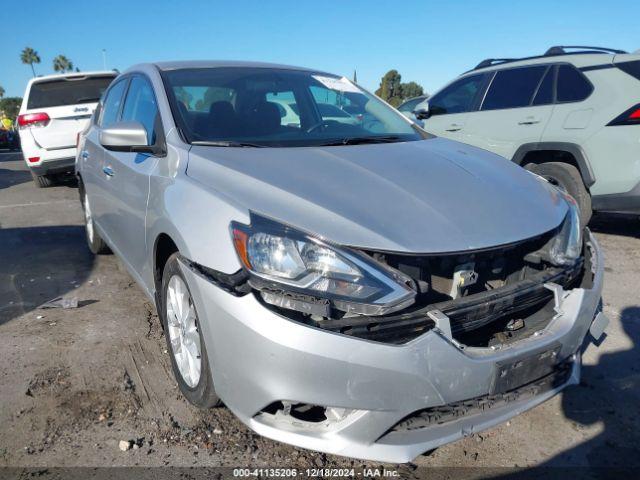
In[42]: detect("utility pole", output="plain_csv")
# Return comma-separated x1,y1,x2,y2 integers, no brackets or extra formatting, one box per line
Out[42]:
102,49,107,70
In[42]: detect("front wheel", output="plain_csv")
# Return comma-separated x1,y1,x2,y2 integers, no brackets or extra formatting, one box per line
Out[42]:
525,162,592,226
161,253,221,408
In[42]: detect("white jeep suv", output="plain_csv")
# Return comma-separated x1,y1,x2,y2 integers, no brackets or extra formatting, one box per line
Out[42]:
18,71,116,187
416,46,640,225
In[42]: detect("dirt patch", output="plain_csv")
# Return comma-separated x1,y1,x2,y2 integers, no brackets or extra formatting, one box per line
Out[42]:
144,302,163,339
58,387,142,428
20,368,145,456
26,367,71,397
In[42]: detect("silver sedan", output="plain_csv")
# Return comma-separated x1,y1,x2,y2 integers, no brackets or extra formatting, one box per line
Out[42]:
75,61,607,462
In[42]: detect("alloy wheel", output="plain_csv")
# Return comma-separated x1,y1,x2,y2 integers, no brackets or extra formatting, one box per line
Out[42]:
166,275,202,388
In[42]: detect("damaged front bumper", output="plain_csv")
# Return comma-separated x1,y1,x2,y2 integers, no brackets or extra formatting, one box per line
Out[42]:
179,230,606,463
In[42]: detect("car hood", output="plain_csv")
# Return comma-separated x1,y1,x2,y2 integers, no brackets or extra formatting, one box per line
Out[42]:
186,137,568,253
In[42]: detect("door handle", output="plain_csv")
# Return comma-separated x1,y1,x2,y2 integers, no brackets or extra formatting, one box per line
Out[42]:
102,166,115,177
445,124,463,132
81,150,90,160
518,119,541,125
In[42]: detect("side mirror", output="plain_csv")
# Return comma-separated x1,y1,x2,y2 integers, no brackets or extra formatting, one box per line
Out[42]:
413,102,431,120
99,121,152,153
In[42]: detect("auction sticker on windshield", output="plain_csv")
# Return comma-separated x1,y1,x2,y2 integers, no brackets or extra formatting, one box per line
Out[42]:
312,75,361,93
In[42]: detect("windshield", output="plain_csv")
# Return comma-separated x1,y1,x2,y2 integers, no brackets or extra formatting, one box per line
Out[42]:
162,67,426,147
27,75,116,109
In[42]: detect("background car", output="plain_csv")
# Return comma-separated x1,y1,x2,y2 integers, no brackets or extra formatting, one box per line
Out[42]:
397,94,429,122
417,46,640,225
17,71,117,187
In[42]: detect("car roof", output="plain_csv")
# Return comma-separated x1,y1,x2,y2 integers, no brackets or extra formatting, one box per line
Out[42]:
400,95,428,103
466,53,613,76
129,60,333,75
28,71,118,85
465,46,639,76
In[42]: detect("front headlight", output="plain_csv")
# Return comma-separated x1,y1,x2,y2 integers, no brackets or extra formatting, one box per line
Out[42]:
230,215,416,316
549,193,582,265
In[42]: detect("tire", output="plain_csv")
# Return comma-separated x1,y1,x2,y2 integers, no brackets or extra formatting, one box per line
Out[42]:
31,172,55,188
161,253,221,408
525,161,592,226
81,190,110,254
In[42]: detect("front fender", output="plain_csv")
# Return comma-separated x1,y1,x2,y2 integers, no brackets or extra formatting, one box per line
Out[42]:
145,172,250,295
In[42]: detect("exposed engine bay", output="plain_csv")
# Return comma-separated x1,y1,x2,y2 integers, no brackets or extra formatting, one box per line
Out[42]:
252,227,591,347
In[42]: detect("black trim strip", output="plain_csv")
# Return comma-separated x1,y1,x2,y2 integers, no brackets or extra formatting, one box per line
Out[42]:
179,255,251,296
511,141,596,187
614,60,640,81
592,179,640,214
579,63,615,72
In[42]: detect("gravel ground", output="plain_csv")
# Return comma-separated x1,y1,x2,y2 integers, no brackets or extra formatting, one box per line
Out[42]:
0,150,639,476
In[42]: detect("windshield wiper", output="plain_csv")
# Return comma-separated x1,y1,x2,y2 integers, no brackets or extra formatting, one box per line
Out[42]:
191,140,266,148
318,135,403,146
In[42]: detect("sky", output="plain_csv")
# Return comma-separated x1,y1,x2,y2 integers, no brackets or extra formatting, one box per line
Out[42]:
2,0,639,98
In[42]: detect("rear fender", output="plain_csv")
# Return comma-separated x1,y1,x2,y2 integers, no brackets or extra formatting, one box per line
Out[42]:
512,142,595,187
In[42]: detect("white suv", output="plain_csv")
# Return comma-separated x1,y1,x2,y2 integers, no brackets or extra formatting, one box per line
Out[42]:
417,46,640,225
18,71,117,187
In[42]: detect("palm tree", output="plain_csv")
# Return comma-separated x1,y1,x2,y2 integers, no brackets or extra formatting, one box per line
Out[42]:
53,55,74,73
20,47,41,77
0,86,4,99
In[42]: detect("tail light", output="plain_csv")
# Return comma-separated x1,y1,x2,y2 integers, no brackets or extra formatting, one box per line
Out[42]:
17,112,50,128
607,104,640,126
629,108,640,120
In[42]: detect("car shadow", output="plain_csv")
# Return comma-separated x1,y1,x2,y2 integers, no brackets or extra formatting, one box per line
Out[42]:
0,168,32,190
589,213,640,239
486,306,640,478
550,306,640,468
0,225,95,325
56,172,79,188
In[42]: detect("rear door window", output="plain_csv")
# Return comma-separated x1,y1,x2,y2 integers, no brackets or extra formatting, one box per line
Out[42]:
121,76,159,144
27,75,115,109
429,74,486,115
99,79,128,128
556,65,593,102
481,66,547,110
532,67,554,106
